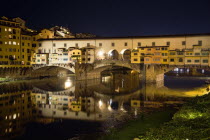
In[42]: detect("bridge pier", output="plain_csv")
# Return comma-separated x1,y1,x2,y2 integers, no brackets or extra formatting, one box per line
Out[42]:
140,64,165,84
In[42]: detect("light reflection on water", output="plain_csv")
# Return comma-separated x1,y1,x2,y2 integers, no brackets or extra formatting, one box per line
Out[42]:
0,71,210,139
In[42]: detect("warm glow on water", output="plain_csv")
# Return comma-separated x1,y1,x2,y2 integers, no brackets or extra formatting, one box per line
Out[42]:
183,85,210,97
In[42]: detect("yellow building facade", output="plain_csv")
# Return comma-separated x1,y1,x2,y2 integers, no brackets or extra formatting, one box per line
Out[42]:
131,45,210,66
0,17,40,68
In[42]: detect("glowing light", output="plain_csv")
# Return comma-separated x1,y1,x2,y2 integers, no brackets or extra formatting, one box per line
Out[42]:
13,114,16,119
65,79,72,89
108,105,112,111
99,100,103,108
110,99,112,105
174,68,179,71
98,51,104,56
134,108,137,116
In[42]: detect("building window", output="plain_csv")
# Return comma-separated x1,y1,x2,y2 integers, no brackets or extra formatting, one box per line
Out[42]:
134,58,138,61
134,53,138,55
198,40,202,46
22,55,24,58
152,42,155,46
187,60,191,63
147,48,151,51
75,43,78,47
124,42,127,46
154,52,161,56
53,43,56,47
156,48,160,50
167,42,170,46
177,52,184,55
64,43,67,47
32,44,36,47
138,42,141,46
194,60,200,63
22,49,24,52
163,59,167,62
111,43,115,47
161,47,167,50
178,58,183,62
202,52,209,56
99,43,102,47
170,52,176,55
39,43,42,47
0,41,2,44
195,53,200,56
186,52,193,55
88,58,91,61
162,53,168,56
170,59,174,62
182,41,186,45
22,43,24,46
28,43,30,46
203,60,208,63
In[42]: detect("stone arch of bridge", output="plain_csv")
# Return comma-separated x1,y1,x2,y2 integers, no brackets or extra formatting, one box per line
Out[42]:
107,49,119,60
93,60,141,75
32,65,75,76
120,49,131,61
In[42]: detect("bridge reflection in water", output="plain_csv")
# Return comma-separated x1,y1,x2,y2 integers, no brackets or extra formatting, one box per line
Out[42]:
0,73,209,139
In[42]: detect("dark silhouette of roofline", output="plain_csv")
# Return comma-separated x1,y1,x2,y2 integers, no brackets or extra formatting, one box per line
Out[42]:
38,33,210,41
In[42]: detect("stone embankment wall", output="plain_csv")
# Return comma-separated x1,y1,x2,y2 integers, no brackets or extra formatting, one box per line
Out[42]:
0,67,70,82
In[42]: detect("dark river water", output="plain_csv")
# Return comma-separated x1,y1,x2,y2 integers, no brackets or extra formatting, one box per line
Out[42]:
0,70,210,140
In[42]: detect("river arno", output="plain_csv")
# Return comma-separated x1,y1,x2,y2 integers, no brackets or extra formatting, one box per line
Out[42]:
0,70,210,140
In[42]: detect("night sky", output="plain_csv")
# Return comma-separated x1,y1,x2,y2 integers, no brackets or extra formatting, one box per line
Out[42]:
1,0,210,37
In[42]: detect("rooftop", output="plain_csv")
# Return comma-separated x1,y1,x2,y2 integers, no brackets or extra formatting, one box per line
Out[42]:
38,33,210,41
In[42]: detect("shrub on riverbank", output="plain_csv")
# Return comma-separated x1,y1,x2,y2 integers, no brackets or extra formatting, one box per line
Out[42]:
139,93,210,140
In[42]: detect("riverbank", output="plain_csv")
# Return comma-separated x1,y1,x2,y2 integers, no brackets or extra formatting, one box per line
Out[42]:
98,108,177,140
136,92,210,140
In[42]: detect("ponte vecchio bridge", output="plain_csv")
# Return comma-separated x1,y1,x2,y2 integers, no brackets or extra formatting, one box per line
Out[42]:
33,33,210,83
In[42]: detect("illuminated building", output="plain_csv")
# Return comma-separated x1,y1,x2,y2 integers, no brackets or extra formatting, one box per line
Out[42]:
131,45,210,66
0,16,40,68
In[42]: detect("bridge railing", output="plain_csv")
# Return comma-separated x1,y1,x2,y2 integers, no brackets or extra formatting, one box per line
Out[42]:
32,63,75,70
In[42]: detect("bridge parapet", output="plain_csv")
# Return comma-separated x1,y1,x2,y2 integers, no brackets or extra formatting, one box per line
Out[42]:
32,63,75,73
94,59,140,72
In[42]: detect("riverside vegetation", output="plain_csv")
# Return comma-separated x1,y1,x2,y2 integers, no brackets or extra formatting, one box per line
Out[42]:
138,92,210,140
